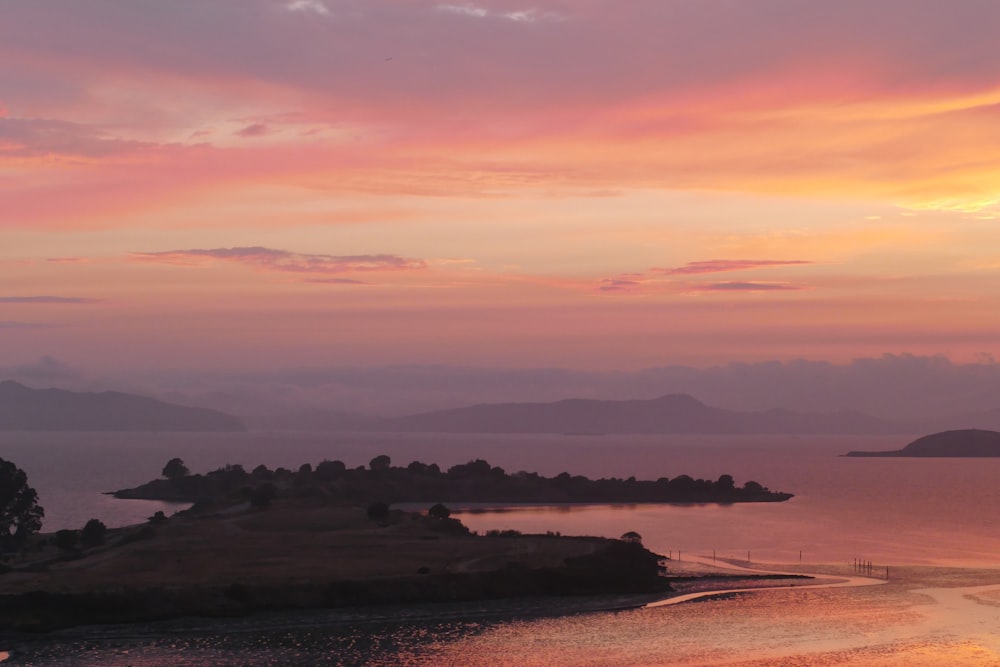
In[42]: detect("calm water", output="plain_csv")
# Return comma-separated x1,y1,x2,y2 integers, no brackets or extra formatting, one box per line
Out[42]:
4,431,1000,665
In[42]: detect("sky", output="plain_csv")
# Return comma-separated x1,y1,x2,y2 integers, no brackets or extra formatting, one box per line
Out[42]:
4,0,1000,384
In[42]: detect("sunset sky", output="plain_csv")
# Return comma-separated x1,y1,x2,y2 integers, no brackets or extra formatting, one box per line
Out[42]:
4,0,1000,375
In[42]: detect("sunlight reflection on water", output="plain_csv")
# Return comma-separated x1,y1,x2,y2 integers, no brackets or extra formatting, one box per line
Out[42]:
9,585,1000,666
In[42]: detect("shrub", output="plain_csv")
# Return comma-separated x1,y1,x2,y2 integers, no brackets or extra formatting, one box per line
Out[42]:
81,519,107,547
427,503,451,519
54,529,78,551
367,501,390,521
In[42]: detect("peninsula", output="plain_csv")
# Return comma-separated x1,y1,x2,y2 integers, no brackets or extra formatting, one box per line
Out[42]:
844,429,1000,457
0,457,795,632
111,455,793,505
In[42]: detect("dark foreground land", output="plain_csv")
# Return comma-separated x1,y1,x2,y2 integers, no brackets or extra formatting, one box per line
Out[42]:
0,499,670,633
0,458,796,634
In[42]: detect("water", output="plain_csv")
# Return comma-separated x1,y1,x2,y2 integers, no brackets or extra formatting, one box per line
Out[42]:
4,431,1000,665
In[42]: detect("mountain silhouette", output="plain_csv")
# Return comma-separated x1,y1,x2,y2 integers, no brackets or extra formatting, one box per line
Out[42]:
382,393,901,435
0,380,245,431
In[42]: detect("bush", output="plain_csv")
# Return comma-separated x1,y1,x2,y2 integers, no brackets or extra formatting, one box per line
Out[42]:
366,501,390,521
250,484,276,509
55,529,78,551
428,503,451,519
81,519,107,547
162,458,189,481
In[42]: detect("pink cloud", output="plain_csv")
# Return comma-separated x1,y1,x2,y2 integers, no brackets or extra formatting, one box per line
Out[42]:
654,260,812,276
599,278,641,292
235,123,270,137
698,282,804,292
130,247,427,276
0,295,98,304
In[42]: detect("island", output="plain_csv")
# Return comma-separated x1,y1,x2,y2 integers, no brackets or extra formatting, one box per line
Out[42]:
844,429,1000,457
111,455,794,505
0,457,797,633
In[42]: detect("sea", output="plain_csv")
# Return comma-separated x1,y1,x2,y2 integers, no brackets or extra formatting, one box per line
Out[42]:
3,431,1000,666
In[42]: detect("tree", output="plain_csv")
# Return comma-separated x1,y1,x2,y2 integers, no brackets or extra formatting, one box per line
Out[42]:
0,457,44,550
716,474,735,491
369,454,391,472
81,518,107,547
620,531,643,545
315,459,346,481
162,458,189,482
428,503,451,519
250,483,276,509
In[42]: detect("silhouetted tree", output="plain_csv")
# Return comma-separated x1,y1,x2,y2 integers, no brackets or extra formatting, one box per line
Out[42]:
717,474,735,491
407,461,429,474
0,457,44,550
620,531,642,544
428,503,451,519
162,458,189,482
369,454,391,471
250,483,276,509
315,459,346,481
81,518,107,547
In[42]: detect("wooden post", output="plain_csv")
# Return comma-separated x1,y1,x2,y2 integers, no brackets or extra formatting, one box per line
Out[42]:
747,550,750,563
713,549,716,562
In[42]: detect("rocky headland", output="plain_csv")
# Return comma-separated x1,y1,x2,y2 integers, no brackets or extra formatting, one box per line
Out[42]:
845,429,1000,457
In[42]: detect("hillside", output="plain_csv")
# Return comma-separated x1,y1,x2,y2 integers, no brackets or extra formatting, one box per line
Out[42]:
845,429,1000,457
383,394,901,435
0,380,245,432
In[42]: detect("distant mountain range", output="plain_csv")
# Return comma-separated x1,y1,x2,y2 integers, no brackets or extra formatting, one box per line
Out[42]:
0,381,245,432
251,393,908,435
8,379,1000,436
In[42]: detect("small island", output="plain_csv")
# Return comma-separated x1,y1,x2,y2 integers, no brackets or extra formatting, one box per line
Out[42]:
845,429,1000,457
111,455,793,505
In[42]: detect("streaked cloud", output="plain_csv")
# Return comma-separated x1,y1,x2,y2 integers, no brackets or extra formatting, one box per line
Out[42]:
599,278,641,293
235,123,270,138
436,4,557,22
0,321,53,329
699,281,804,292
654,260,812,276
286,0,330,15
0,296,98,304
130,247,427,275
304,277,369,285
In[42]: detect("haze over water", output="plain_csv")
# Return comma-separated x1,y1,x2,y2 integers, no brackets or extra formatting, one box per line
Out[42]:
6,430,1000,567
6,431,1000,665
